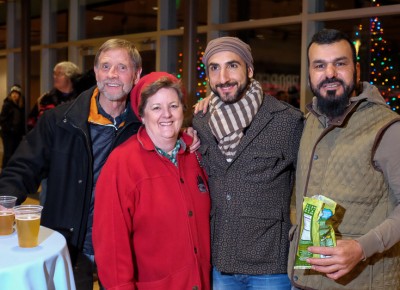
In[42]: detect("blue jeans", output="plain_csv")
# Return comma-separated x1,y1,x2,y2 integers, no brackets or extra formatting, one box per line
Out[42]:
213,267,291,290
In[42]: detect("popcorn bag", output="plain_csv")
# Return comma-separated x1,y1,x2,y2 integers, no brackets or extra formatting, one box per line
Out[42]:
294,195,337,269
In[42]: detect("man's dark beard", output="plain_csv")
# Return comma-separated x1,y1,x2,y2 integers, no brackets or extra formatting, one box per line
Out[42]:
210,78,250,104
310,76,356,119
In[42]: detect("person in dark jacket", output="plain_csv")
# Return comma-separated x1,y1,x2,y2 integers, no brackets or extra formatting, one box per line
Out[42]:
193,36,304,289
0,85,25,168
0,39,143,290
27,61,81,131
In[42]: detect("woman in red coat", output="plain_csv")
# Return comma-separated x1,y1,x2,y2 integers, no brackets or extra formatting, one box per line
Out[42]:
93,72,211,290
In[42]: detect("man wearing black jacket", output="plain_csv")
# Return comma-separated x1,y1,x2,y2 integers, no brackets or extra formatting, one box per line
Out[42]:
0,39,143,290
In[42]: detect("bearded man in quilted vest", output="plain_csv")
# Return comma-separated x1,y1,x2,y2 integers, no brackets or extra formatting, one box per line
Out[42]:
288,28,400,289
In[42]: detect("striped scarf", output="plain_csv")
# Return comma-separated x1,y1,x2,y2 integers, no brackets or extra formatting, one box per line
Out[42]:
209,79,263,162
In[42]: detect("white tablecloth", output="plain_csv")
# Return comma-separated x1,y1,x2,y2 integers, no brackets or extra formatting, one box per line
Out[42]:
0,226,76,290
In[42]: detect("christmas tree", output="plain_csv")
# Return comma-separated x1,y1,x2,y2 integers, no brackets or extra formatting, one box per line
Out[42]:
367,4,400,112
177,39,208,102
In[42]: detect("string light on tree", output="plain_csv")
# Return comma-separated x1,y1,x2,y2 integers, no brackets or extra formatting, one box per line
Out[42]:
353,24,362,63
177,39,208,102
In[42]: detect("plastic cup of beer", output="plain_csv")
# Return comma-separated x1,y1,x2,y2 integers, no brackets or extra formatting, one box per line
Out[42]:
0,196,17,235
13,205,43,248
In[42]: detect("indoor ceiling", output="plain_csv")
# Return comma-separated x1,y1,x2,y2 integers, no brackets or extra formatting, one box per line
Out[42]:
1,0,400,50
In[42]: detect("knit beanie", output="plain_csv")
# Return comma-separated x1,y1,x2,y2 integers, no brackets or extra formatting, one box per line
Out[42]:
130,72,180,120
202,36,254,71
10,85,22,94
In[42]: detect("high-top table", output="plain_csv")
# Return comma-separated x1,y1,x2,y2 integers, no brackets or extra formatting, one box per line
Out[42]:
0,226,76,290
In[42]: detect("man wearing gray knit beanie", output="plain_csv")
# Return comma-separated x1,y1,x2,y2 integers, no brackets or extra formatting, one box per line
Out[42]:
193,36,304,289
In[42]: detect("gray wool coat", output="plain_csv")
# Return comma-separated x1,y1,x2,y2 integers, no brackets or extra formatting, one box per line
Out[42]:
193,94,304,275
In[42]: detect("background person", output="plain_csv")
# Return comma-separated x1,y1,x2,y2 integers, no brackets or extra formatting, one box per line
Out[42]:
193,36,304,290
0,85,25,168
288,28,400,289
26,62,95,205
93,72,211,290
27,61,82,130
27,61,82,204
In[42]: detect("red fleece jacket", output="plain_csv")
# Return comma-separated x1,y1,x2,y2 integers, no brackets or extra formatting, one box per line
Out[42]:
93,127,211,290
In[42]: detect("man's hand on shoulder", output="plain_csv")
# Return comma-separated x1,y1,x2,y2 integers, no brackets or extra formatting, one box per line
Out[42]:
193,95,211,115
183,127,200,152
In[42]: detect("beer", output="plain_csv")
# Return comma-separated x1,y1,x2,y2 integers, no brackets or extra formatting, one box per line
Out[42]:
13,205,43,248
0,212,15,235
0,196,17,235
15,214,41,248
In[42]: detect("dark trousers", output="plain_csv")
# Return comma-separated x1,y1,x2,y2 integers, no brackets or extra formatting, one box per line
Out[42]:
74,252,94,290
74,252,105,290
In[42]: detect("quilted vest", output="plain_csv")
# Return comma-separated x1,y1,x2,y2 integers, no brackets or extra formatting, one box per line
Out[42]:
289,101,400,289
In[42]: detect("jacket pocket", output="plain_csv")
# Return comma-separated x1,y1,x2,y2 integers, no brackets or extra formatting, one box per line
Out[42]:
245,149,284,183
288,224,298,241
287,224,299,275
236,208,286,263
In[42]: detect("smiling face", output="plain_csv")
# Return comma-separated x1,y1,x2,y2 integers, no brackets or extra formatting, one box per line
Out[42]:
141,87,184,152
94,48,140,102
308,39,360,118
207,51,253,104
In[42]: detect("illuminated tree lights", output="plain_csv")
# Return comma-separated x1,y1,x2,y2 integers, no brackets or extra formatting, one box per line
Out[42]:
177,40,208,102
367,13,400,112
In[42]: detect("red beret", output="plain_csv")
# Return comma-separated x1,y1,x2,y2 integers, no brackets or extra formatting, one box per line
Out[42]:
130,72,179,120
